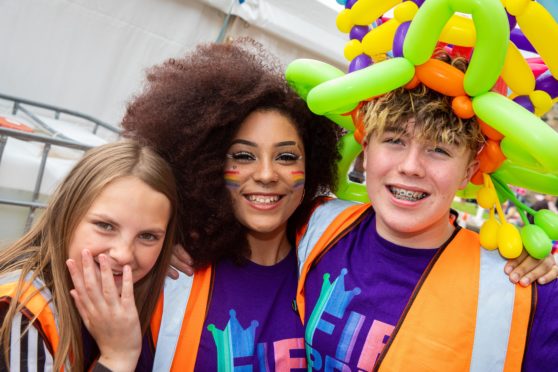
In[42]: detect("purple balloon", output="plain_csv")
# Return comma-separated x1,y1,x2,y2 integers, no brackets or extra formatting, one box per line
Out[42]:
345,0,357,9
513,95,535,113
350,25,370,41
349,54,373,73
535,74,558,98
409,0,425,6
506,12,517,30
393,22,411,58
510,28,536,53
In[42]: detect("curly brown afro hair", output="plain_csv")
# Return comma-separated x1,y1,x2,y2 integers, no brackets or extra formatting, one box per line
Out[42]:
122,38,341,267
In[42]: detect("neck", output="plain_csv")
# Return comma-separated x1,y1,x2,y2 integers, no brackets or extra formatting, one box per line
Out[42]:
247,227,291,266
376,213,456,249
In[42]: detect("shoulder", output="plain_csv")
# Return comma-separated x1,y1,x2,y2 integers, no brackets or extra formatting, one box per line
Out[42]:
523,280,558,368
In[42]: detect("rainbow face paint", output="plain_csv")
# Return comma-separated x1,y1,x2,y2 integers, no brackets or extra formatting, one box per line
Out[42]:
291,171,305,189
224,170,241,188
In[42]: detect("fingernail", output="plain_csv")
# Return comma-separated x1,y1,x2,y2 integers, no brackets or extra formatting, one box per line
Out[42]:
539,278,546,285
504,265,512,274
510,273,519,282
520,277,530,286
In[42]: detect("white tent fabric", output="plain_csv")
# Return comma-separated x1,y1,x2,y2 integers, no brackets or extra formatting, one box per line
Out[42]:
0,0,349,241
0,0,347,125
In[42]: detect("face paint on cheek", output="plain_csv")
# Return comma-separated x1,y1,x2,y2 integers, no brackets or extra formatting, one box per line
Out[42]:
224,170,241,189
291,171,305,189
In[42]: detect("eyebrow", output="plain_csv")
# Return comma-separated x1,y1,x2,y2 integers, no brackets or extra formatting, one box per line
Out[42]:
230,139,299,147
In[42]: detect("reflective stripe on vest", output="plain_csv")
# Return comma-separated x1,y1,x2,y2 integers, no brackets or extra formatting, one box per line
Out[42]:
0,271,59,354
471,248,516,371
151,265,213,371
152,272,193,371
297,199,357,277
297,204,532,371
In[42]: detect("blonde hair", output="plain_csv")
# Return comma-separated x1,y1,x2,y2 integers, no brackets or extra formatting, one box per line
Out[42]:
362,56,485,159
0,140,177,370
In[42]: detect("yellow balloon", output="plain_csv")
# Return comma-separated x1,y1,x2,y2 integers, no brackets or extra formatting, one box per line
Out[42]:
516,1,558,78
480,218,501,250
505,0,531,16
501,42,535,96
530,90,553,116
336,9,353,34
393,1,418,22
344,39,363,61
362,18,400,57
498,223,523,259
351,0,402,26
477,187,496,209
440,15,476,47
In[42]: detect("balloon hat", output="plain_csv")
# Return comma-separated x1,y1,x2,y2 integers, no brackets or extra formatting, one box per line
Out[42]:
286,0,558,259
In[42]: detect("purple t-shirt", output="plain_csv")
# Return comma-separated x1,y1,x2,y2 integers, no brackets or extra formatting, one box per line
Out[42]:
304,209,558,371
194,247,307,371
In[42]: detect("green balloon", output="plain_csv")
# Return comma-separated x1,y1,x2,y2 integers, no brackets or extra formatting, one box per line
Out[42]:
307,58,414,115
534,209,558,240
521,224,552,259
285,59,345,100
403,0,508,96
473,92,558,173
493,161,558,196
335,133,369,203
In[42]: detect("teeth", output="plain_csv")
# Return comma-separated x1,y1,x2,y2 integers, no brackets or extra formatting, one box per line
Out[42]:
390,187,427,201
246,195,280,204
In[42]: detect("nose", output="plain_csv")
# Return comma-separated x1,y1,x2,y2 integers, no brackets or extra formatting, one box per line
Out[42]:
397,145,425,178
253,158,279,184
109,236,135,266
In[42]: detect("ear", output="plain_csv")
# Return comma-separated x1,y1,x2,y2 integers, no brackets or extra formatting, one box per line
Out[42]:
459,158,480,190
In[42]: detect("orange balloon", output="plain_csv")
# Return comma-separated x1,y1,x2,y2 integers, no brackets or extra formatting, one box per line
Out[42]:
478,118,504,141
478,140,506,173
415,59,466,97
470,169,484,185
485,139,506,165
452,96,475,119
404,74,420,89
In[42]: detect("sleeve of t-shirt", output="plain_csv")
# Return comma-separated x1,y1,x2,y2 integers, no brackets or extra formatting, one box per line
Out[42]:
522,280,558,370
0,302,53,370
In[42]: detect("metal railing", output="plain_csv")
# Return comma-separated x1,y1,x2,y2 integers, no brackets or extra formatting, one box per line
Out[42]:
0,94,121,231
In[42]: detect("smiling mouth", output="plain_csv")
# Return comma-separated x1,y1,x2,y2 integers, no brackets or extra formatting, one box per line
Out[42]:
389,186,429,201
244,194,283,205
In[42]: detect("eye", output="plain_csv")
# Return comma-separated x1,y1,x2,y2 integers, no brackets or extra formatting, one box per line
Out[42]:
383,137,403,145
95,221,113,231
227,151,255,162
430,146,451,157
276,152,301,163
138,232,159,241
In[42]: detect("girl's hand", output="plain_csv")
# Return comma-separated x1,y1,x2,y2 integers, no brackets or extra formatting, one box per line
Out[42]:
66,250,141,372
168,244,194,279
505,250,558,287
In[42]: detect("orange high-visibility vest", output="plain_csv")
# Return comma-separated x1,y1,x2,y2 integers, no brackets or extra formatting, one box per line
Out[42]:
150,265,213,371
0,271,60,359
296,199,534,372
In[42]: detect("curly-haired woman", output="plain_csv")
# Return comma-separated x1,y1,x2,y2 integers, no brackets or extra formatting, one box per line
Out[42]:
122,39,341,371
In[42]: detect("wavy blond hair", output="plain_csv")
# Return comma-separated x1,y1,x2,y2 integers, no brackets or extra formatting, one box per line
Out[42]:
362,56,485,159
0,140,177,370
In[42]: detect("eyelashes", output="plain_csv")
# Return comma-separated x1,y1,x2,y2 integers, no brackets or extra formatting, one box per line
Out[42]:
226,151,303,163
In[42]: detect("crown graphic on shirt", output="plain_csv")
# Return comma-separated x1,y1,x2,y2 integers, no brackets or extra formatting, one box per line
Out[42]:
322,268,361,319
208,309,259,358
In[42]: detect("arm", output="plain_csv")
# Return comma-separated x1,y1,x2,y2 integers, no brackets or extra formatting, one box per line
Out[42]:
67,250,141,372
